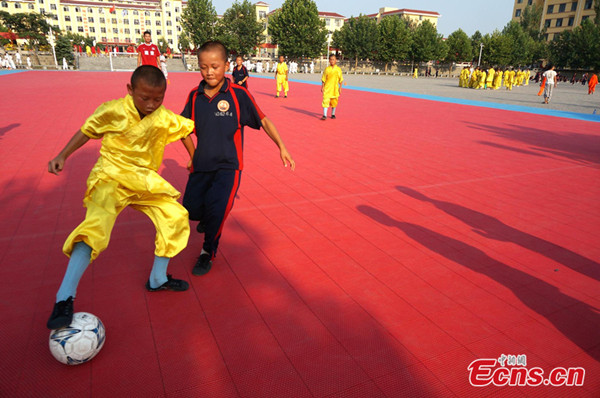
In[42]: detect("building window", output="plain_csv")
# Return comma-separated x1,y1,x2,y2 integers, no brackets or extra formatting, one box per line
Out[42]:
63,6,68,11
133,10,138,15
584,0,592,9
111,18,117,24
175,7,179,12
547,5,554,13
155,12,160,16
75,7,80,12
65,16,71,21
582,15,589,20
125,38,131,43
544,19,551,27
556,18,563,27
558,3,566,12
88,8,93,13
145,11,150,16
258,10,266,18
166,21,171,26
15,2,21,8
135,29,140,34
76,16,82,22
38,0,43,3
90,27,95,33
145,20,151,25
517,0,522,3
568,16,574,26
113,28,118,33
157,30,162,35
156,20,161,26
50,4,56,10
336,19,341,26
28,3,34,9
134,19,139,24
67,26,72,31
167,11,171,17
1,1,8,8
124,28,130,34
168,39,173,44
177,26,181,32
78,27,84,32
100,18,105,23
515,9,522,17
124,19,129,24
176,17,180,22
167,29,172,35
572,1,578,11
88,17,94,22
101,27,106,33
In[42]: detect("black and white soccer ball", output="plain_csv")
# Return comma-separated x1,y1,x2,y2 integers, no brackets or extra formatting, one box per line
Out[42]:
49,312,106,365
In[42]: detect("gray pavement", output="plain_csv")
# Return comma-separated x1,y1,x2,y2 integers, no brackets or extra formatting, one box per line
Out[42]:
268,72,599,116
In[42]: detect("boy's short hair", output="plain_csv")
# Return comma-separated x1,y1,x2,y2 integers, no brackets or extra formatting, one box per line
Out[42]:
236,55,244,60
143,31,151,36
131,65,166,89
329,54,336,59
198,41,228,62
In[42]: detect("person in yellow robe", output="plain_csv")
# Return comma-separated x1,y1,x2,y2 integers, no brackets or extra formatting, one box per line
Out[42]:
524,69,531,86
460,67,470,87
321,54,344,120
504,69,511,90
469,67,479,88
493,68,503,90
510,69,517,88
275,55,289,98
478,69,487,89
46,65,195,329
413,67,419,78
486,67,495,89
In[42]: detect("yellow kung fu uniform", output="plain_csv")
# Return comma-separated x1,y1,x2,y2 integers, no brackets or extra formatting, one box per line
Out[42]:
486,68,495,88
63,95,195,261
504,70,512,90
460,69,469,87
524,70,531,86
493,70,502,90
322,64,343,108
413,67,418,78
478,71,487,89
276,62,289,96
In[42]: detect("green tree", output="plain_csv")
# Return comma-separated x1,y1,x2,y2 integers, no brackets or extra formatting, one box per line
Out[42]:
444,28,473,64
376,16,411,71
55,35,74,66
519,4,545,41
553,19,600,69
218,0,264,56
410,20,445,64
471,30,483,62
178,32,191,52
181,0,218,48
268,0,326,58
333,15,378,67
482,31,513,66
0,11,55,50
502,21,535,66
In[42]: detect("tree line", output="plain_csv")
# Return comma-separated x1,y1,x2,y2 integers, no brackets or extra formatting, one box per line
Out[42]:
2,0,599,70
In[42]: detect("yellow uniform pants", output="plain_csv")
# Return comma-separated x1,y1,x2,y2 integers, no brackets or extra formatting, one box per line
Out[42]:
276,75,288,96
63,177,190,261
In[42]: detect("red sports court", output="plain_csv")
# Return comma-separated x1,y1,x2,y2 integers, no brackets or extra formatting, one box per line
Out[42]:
0,70,598,397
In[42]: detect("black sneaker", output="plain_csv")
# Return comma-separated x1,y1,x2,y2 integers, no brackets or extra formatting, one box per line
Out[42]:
331,115,336,119
192,254,212,276
196,222,205,233
145,274,189,292
321,116,327,120
47,297,74,330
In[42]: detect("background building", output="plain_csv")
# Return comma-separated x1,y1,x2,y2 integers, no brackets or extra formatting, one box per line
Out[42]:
0,0,185,51
364,7,440,27
512,0,597,40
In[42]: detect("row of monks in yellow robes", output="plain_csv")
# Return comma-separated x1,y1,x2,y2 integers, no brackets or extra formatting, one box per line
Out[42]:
459,67,531,90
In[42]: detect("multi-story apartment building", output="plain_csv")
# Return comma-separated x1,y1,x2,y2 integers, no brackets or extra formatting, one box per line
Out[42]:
0,0,185,50
512,0,597,40
364,7,440,27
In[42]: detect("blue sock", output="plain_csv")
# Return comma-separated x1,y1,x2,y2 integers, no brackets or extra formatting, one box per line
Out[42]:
56,241,92,302
149,256,170,289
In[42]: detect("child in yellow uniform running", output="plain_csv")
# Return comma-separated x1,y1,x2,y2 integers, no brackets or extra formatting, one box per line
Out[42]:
275,55,289,98
321,54,344,120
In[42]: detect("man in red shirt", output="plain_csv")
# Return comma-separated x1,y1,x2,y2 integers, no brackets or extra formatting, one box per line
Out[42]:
137,31,160,68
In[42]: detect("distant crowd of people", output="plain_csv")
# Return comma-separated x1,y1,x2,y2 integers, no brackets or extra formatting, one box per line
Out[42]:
458,66,532,90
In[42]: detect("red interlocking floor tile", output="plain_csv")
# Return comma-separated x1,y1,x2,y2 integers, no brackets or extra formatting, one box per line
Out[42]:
1,71,598,397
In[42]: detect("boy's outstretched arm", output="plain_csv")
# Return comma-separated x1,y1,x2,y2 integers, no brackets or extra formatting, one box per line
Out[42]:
181,135,196,171
261,117,295,171
48,129,90,175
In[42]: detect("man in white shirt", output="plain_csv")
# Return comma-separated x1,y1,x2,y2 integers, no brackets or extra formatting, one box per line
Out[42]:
542,65,557,104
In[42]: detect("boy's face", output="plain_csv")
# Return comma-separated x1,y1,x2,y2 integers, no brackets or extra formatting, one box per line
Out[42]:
279,56,284,63
127,80,165,117
144,33,151,44
236,57,243,66
329,56,337,67
198,50,228,88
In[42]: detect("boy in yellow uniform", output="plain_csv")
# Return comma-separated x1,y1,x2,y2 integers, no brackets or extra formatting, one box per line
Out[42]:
275,55,289,98
321,54,344,120
493,68,503,90
46,66,195,329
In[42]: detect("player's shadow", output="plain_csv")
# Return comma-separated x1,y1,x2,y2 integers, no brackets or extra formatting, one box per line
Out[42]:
282,105,322,119
357,204,600,363
0,123,20,139
466,121,600,164
396,186,600,282
477,140,553,159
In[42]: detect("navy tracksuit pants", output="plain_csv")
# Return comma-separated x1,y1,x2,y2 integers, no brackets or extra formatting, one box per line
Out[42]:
182,169,241,258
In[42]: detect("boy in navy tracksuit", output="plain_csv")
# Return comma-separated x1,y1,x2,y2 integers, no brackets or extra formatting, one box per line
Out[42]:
181,41,295,276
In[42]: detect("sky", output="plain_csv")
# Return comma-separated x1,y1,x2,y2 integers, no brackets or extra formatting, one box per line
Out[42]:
214,0,516,38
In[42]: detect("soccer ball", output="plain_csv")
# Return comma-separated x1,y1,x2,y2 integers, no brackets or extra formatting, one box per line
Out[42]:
49,312,106,365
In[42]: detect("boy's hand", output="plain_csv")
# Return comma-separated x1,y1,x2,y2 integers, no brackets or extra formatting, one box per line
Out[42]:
48,156,65,175
280,148,295,171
